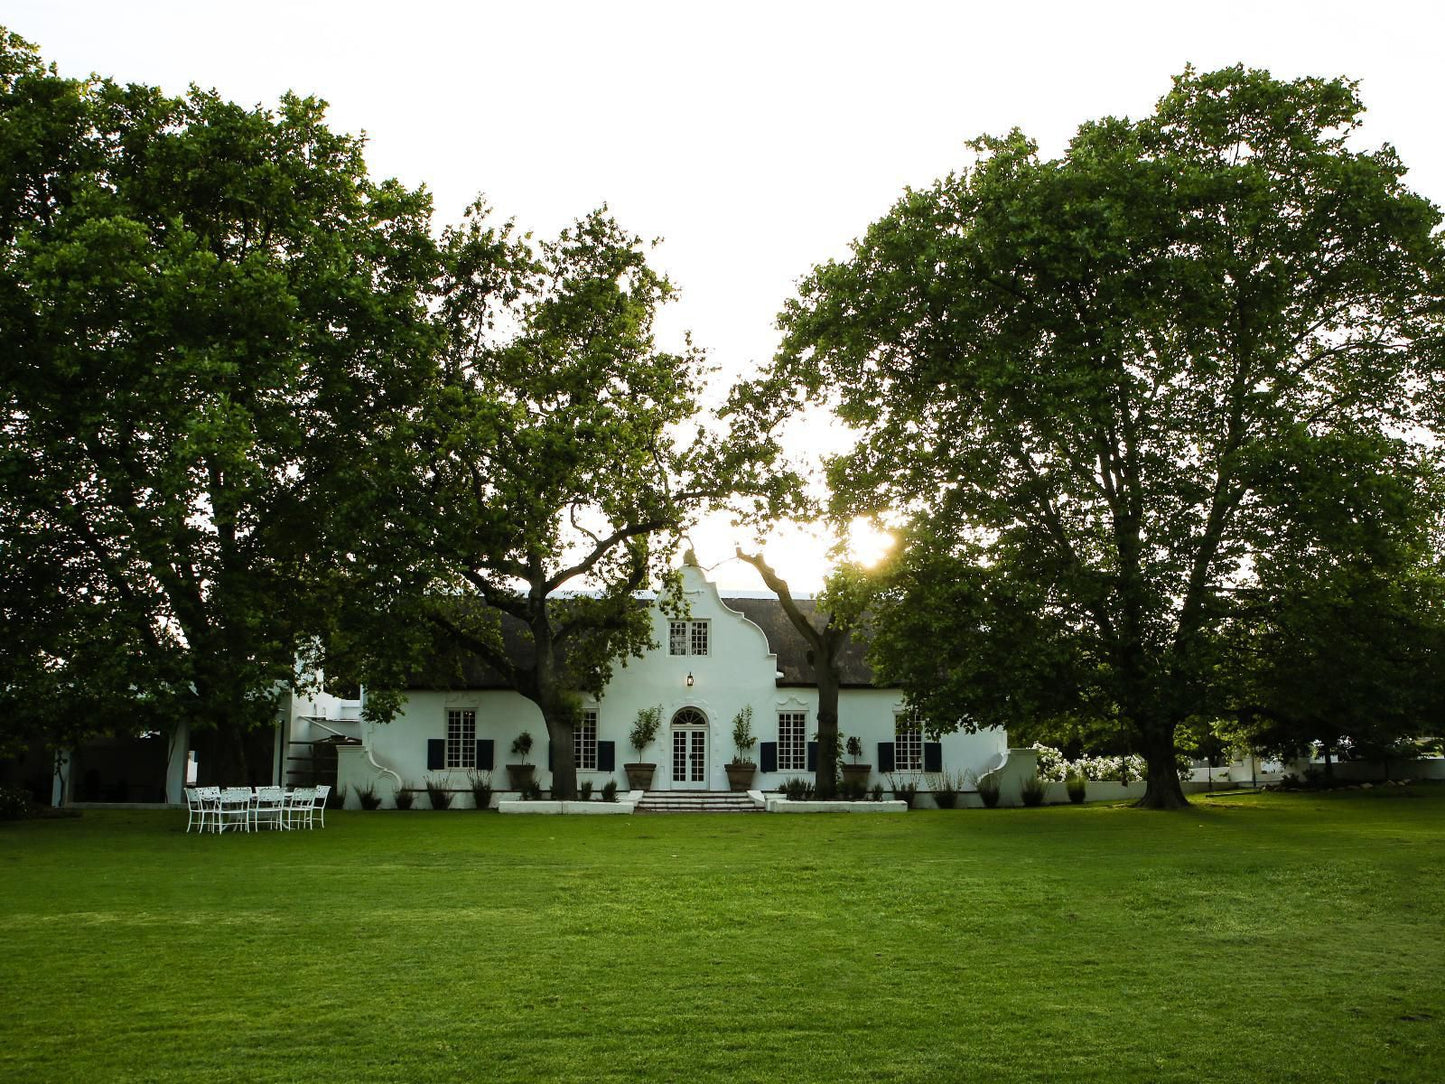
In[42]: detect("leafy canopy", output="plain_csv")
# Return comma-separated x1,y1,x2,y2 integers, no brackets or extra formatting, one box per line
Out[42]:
772,65,1445,807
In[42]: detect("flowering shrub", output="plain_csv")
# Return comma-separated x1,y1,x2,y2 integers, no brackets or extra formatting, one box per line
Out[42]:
1030,744,1148,783
0,785,35,821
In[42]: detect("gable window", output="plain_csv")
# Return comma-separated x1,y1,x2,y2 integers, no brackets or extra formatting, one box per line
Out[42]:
446,709,477,769
895,710,923,772
669,620,709,656
575,708,598,771
778,711,807,771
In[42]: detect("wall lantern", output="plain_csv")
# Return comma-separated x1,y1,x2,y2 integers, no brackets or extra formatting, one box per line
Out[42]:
685,671,694,688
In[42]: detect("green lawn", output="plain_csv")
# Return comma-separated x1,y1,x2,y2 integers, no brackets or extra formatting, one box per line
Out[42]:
2,789,1443,1083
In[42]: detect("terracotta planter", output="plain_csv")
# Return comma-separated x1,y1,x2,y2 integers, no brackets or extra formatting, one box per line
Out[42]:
505,764,535,791
725,762,756,792
624,763,655,790
842,763,872,789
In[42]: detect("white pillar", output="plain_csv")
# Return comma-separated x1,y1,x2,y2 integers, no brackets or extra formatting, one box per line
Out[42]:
164,721,189,805
51,750,71,807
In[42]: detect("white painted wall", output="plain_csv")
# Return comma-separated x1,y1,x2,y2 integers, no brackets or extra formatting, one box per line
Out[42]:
339,563,1008,805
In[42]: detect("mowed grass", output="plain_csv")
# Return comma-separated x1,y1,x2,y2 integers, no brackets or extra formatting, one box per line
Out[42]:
2,789,1443,1083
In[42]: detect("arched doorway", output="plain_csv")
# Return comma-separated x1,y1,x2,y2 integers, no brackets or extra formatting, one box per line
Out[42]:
670,707,709,790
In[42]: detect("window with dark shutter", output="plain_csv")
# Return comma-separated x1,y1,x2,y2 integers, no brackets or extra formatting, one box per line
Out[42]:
427,739,446,771
878,742,895,774
760,741,777,774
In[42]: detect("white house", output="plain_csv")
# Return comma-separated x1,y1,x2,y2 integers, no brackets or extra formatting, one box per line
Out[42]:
325,560,1009,807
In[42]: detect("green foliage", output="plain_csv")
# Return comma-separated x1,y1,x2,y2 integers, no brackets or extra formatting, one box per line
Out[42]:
1066,774,1088,804
356,783,382,811
577,780,593,802
392,785,417,811
518,779,543,801
730,706,756,765
600,779,618,803
345,200,729,800
845,735,864,762
771,65,1445,810
510,732,533,765
870,781,885,802
0,32,439,762
629,706,661,757
0,784,35,821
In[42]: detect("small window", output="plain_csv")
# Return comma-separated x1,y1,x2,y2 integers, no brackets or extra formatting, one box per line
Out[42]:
575,708,598,771
446,709,477,769
895,710,923,772
669,620,709,656
778,711,807,772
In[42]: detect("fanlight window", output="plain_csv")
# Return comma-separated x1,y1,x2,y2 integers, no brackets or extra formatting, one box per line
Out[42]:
671,707,707,728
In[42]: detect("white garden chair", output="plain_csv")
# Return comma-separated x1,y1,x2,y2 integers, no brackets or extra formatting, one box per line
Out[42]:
310,784,332,829
215,787,254,833
285,787,316,830
183,786,208,833
254,786,287,830
196,786,221,833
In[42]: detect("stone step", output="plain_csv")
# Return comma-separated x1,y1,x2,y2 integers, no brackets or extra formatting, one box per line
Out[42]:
635,790,762,813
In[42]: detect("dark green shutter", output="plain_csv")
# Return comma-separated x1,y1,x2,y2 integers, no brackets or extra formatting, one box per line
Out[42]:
806,742,818,771
924,743,943,773
427,739,445,771
878,742,895,773
598,741,615,772
476,739,494,771
760,742,777,774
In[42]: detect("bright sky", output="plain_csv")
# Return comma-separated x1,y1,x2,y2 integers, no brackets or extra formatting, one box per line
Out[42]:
11,0,1445,590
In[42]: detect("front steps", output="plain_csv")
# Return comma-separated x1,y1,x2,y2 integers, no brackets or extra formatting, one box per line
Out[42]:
634,790,763,814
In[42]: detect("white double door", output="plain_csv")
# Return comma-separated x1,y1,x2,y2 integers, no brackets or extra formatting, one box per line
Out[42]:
671,727,708,789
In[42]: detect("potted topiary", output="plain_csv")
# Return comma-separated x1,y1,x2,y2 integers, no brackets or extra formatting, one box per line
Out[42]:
625,705,661,790
841,735,871,792
506,731,535,792
725,706,757,792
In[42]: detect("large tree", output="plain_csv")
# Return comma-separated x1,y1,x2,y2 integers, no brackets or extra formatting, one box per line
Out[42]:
0,31,439,774
343,203,730,799
770,66,1445,807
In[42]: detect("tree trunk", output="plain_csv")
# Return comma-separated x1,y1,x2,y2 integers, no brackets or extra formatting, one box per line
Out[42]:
1135,722,1189,809
815,670,840,800
542,708,576,800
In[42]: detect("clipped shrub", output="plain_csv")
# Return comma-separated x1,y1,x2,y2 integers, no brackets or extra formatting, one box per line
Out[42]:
870,782,884,802
424,777,453,810
1020,774,1047,807
519,779,544,801
601,779,619,803
0,785,35,821
578,779,594,801
357,784,382,811
393,783,416,810
974,770,1002,808
1066,773,1087,804
468,770,493,811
